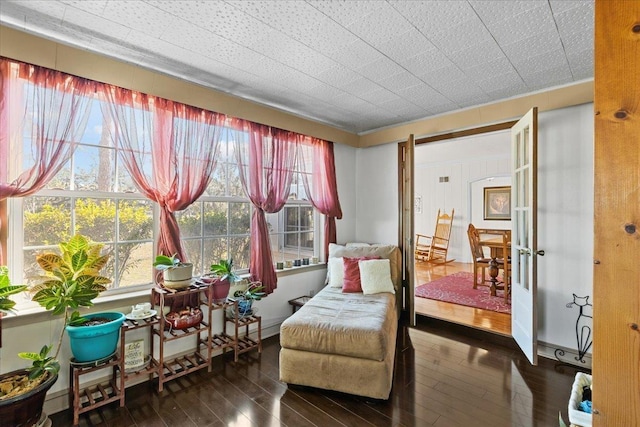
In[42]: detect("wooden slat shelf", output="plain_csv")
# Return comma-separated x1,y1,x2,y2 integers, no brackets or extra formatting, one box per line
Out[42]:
211,332,236,350
156,351,209,382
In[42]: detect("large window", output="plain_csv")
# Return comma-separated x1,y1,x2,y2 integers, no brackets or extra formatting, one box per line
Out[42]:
5,85,320,295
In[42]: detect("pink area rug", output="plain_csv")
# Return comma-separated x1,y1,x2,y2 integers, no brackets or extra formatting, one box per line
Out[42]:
415,271,511,314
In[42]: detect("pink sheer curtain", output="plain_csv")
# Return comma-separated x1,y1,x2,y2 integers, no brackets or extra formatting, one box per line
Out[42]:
232,120,298,293
101,86,225,260
0,58,93,263
299,137,343,261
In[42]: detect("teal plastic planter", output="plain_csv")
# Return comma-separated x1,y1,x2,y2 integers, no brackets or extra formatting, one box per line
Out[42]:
65,312,125,362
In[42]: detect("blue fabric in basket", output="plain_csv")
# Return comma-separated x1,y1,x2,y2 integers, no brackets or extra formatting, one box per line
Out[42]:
579,400,592,413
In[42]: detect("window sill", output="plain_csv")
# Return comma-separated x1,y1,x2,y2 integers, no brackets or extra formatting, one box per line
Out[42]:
4,265,326,324
275,263,326,278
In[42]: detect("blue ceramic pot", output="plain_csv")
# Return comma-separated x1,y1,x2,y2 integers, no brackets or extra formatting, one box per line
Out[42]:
65,312,125,362
238,299,253,315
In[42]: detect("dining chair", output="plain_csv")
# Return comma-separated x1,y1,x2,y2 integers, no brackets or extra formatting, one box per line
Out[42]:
467,224,492,288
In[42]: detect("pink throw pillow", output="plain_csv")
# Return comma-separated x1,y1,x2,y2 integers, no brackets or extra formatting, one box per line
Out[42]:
342,256,380,293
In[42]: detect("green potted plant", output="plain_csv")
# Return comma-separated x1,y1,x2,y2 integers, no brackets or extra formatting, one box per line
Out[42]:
205,258,242,303
231,281,265,316
0,268,59,427
30,233,124,363
153,254,193,289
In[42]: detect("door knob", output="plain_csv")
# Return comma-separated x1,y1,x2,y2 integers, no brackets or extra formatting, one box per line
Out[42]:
535,250,545,256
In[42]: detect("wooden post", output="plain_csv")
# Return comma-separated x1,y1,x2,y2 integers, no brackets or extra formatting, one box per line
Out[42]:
593,1,640,425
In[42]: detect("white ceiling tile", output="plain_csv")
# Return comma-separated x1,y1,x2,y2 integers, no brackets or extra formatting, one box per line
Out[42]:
347,3,410,46
60,1,107,14
470,1,548,25
554,2,594,37
449,39,505,70
376,28,435,63
390,1,478,37
341,78,384,97
316,66,363,88
429,18,493,54
100,1,177,38
0,0,595,133
560,30,593,56
485,6,558,45
400,49,455,76
358,87,402,105
549,0,593,15
477,71,526,93
566,48,594,73
356,57,407,83
378,72,425,93
420,65,467,90
512,49,569,76
328,38,386,70
306,0,384,27
500,30,565,63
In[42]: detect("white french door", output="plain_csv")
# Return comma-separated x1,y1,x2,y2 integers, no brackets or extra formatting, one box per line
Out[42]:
511,107,540,365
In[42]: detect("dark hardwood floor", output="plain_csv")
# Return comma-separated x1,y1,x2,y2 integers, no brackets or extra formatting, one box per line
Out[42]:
51,317,586,426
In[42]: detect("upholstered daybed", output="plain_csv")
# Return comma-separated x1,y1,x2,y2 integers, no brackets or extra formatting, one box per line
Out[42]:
279,243,401,400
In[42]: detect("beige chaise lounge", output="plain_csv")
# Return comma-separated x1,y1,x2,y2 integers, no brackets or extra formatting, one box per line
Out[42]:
279,244,401,400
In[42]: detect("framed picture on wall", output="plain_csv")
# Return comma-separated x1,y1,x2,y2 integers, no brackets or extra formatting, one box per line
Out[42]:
484,186,511,220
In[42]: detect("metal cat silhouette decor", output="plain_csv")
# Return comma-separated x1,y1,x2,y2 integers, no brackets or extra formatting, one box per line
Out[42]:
556,294,593,364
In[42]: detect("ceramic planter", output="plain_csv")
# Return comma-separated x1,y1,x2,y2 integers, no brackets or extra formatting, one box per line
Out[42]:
0,369,57,427
65,312,126,362
237,299,253,315
202,277,230,304
162,263,193,289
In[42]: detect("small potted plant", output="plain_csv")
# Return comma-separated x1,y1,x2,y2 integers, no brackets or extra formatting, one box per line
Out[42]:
153,254,193,289
205,258,242,303
231,281,265,317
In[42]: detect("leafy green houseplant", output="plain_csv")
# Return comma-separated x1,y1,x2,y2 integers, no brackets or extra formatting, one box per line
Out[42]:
232,282,265,316
30,233,116,361
0,269,58,427
153,254,193,287
206,258,242,303
0,266,27,314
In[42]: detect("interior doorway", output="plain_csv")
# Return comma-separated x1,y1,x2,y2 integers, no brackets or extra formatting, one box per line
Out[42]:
410,125,514,336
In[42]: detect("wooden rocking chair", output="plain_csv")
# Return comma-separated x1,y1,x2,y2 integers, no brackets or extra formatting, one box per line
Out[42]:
415,209,455,264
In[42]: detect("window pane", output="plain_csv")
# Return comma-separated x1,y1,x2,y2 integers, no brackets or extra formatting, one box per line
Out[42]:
176,204,202,238
206,163,227,196
118,200,153,241
204,237,228,267
203,202,227,236
73,145,115,192
23,196,71,246
227,163,244,197
228,236,250,269
116,242,153,288
182,239,204,276
229,202,250,234
75,198,116,243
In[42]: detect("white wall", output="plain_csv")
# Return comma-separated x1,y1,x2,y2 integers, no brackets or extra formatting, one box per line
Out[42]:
333,142,357,244
355,103,594,354
354,143,399,244
414,131,511,262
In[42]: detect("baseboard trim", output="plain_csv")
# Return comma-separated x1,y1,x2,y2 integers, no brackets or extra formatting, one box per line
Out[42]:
538,341,592,369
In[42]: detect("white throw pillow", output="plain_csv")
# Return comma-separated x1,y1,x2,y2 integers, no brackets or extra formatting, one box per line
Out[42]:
359,259,395,295
327,257,345,287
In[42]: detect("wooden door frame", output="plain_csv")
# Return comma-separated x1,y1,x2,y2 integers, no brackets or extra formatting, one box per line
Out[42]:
593,1,640,424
